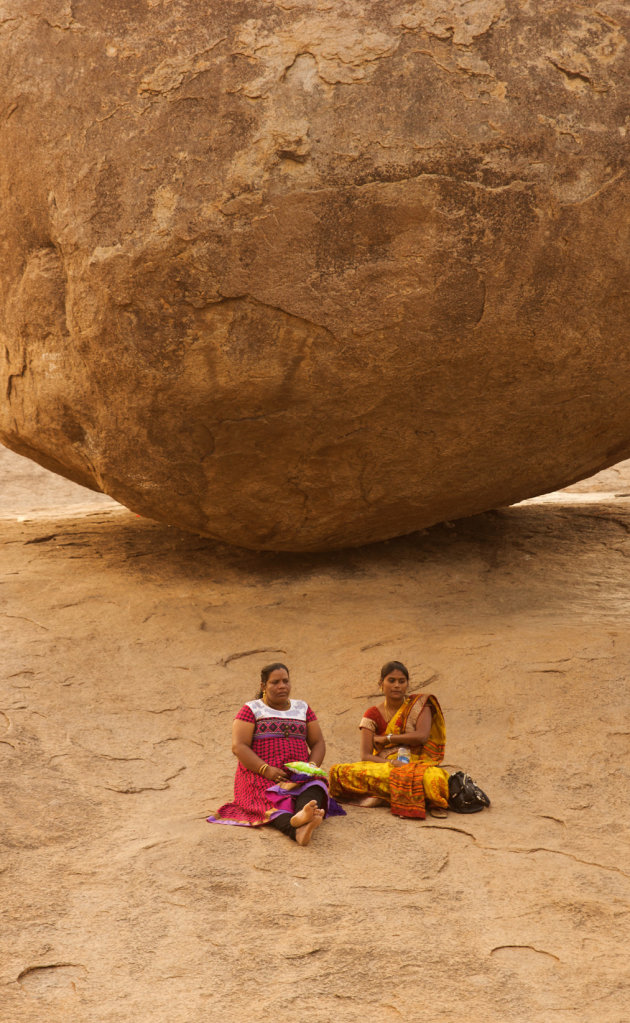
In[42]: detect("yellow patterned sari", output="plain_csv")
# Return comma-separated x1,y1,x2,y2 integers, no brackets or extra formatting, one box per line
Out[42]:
329,693,449,819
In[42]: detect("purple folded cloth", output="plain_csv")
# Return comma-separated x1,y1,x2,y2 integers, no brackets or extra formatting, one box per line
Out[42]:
266,769,346,818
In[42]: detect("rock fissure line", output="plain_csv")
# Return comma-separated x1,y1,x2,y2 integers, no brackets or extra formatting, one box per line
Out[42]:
17,962,85,982
490,944,561,962
546,57,595,86
219,648,287,666
558,169,627,208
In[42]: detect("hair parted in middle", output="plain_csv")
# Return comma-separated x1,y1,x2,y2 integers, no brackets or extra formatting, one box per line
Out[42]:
256,661,290,699
379,660,410,682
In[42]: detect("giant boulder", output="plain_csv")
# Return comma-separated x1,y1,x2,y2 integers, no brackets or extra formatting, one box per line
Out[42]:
1,0,629,550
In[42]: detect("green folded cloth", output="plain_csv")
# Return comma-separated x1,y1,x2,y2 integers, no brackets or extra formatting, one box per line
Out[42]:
285,761,327,779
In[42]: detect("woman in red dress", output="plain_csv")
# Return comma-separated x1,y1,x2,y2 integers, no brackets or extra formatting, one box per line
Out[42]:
208,663,344,845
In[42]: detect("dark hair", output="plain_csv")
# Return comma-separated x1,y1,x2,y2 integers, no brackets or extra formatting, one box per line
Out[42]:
256,662,290,699
379,660,409,681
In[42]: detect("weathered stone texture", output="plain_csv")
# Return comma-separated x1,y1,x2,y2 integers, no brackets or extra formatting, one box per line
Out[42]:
1,0,629,549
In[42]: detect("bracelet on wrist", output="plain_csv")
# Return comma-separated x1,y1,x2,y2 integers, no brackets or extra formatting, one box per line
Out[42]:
259,763,267,776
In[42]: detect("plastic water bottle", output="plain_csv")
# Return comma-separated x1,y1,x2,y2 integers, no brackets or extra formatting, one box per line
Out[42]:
396,747,410,764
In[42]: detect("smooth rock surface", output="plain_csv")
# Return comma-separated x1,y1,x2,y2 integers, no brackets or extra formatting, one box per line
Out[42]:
1,1,629,550
2,454,630,1023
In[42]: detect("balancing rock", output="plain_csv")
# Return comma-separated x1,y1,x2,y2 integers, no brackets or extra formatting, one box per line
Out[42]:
1,0,629,550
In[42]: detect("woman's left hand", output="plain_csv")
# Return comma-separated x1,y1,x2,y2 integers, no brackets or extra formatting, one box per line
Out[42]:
373,734,389,748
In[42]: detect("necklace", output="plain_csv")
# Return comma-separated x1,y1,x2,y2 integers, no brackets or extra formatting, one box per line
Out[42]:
382,697,407,722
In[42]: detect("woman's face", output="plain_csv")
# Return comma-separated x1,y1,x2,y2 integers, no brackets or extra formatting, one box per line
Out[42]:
381,669,409,701
263,668,291,706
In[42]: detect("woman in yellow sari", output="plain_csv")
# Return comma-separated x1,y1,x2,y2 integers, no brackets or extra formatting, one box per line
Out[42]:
329,661,450,819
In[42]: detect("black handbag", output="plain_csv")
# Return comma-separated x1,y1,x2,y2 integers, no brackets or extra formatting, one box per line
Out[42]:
448,771,491,813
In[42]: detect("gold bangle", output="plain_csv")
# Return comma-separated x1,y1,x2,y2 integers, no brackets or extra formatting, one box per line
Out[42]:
259,764,267,776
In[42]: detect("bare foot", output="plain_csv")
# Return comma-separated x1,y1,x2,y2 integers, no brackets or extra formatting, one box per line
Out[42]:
290,799,320,829
294,808,325,846
355,796,388,808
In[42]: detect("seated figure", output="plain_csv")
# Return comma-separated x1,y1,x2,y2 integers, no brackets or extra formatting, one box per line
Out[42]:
329,660,450,819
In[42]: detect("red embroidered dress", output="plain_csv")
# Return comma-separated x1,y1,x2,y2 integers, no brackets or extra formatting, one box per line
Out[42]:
208,699,317,827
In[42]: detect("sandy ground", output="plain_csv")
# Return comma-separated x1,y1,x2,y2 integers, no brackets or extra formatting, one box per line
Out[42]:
1,445,630,1023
